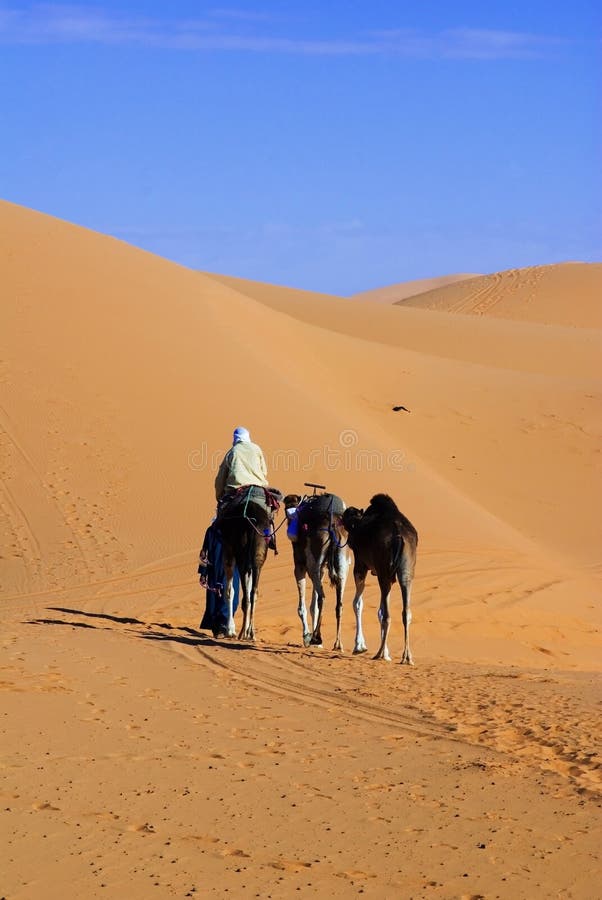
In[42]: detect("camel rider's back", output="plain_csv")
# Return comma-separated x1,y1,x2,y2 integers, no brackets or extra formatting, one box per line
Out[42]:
214,427,269,500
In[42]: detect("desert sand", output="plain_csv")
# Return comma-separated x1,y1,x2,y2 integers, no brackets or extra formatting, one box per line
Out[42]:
393,263,602,329
350,273,481,304
1,200,601,898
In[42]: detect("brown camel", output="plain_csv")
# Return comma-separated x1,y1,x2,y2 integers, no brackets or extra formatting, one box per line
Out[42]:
217,485,280,641
342,493,418,663
283,491,349,649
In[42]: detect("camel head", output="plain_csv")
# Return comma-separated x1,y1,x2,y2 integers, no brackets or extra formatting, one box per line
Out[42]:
283,494,302,519
341,506,364,533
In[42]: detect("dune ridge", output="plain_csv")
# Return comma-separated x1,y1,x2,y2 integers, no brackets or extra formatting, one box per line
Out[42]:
1,200,601,899
393,262,602,328
208,268,602,380
350,272,481,304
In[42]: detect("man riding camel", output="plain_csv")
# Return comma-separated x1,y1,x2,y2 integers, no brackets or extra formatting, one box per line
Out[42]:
199,426,273,637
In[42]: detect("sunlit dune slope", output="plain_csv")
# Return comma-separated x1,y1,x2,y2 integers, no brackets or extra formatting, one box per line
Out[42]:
203,268,602,573
1,201,523,598
205,270,342,308
394,263,602,328
350,273,481,303
207,270,601,381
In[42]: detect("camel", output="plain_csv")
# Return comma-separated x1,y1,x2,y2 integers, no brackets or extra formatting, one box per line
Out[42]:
342,494,418,664
217,485,280,641
283,490,349,650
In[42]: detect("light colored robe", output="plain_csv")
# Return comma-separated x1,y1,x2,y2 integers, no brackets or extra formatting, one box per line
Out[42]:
214,441,269,500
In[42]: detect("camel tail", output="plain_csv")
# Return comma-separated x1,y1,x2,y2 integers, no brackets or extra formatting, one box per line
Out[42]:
326,537,338,587
326,516,346,587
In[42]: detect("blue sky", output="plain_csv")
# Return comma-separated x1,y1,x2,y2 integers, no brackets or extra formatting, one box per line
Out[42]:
1,1,600,293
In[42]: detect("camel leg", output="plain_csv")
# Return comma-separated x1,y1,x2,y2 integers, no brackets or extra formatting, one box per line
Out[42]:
332,576,343,652
245,527,268,642
351,565,368,654
309,588,319,634
309,586,325,646
307,553,325,647
238,570,255,640
374,575,392,661
399,576,413,665
306,548,324,647
247,569,257,642
295,560,312,647
332,549,348,652
223,557,237,637
237,569,251,640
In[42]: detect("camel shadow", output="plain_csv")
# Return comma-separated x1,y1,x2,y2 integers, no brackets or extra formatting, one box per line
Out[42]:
29,607,285,656
48,606,144,626
138,629,286,655
29,617,97,629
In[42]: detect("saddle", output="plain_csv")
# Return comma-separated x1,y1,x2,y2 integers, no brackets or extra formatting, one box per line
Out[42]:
286,493,345,541
297,492,345,525
220,484,283,516
217,485,283,554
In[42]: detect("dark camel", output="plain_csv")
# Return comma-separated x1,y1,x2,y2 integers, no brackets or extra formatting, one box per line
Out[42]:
342,494,418,663
283,492,349,649
217,486,279,641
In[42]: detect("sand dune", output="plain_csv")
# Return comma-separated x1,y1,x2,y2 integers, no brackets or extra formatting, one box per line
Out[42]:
202,268,602,572
350,272,481,303
1,201,601,899
393,262,602,328
210,268,602,379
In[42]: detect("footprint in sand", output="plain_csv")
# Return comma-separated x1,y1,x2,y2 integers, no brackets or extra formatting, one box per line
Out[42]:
269,860,313,873
129,822,156,834
185,834,220,847
337,869,375,880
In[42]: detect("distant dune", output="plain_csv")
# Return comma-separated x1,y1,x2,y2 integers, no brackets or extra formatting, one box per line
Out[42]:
204,268,602,381
2,200,601,900
394,263,602,328
350,272,481,303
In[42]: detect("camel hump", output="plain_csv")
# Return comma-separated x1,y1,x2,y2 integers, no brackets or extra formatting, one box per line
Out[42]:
366,494,417,540
368,493,400,516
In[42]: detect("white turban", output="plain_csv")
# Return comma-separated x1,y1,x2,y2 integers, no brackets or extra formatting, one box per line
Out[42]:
232,426,251,445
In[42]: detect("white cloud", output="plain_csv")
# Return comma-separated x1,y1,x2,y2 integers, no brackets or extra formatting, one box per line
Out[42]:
442,27,561,60
0,4,567,59
207,8,277,23
0,4,159,44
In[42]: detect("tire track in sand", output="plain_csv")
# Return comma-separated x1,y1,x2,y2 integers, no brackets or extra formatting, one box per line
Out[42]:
0,402,94,587
23,597,601,800
186,641,479,743
0,411,44,589
175,636,602,798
